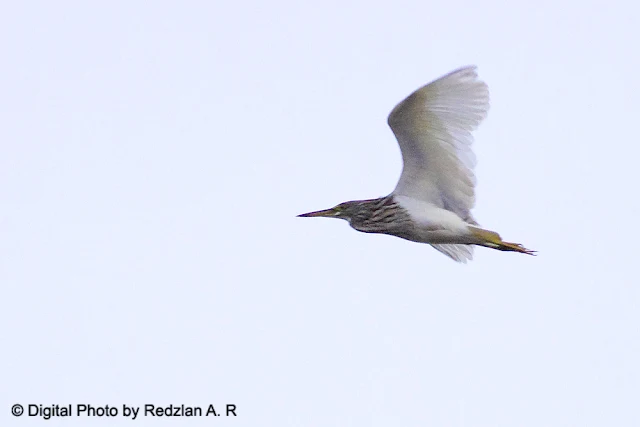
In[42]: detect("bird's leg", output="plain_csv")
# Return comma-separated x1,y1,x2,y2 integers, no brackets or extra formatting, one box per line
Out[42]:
469,226,536,255
492,241,536,255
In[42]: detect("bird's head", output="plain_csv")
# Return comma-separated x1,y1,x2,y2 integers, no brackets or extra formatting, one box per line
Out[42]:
298,197,404,234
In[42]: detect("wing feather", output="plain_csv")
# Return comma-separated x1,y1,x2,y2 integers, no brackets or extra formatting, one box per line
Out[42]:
430,244,474,263
388,66,489,223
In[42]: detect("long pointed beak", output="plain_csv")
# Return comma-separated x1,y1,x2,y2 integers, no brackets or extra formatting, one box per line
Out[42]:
297,208,337,218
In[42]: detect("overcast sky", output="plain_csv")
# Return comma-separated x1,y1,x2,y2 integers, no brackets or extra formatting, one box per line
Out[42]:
2,1,638,426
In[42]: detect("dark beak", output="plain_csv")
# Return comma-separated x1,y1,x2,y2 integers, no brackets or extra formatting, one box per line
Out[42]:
297,208,337,218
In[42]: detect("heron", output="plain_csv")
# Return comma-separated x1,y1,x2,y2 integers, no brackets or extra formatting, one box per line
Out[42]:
298,66,535,262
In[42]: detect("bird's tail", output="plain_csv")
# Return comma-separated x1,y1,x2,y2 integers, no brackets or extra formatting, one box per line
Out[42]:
469,227,536,255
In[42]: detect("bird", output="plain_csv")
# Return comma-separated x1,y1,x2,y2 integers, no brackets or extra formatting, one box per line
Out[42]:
297,66,535,262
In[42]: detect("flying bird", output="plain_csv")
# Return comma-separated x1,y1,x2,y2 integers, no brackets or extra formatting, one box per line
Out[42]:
298,66,534,262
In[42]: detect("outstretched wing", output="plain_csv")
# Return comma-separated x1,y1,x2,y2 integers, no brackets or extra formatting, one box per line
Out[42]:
430,244,474,263
388,66,489,223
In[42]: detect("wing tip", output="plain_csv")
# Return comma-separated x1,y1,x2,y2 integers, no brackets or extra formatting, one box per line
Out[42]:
431,244,474,263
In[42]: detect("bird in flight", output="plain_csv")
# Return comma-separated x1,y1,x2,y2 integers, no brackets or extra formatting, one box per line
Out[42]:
298,66,534,262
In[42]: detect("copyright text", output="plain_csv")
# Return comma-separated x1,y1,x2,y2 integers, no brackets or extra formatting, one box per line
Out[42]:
11,403,237,420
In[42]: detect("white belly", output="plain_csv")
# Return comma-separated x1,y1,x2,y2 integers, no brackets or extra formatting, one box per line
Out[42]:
393,195,475,244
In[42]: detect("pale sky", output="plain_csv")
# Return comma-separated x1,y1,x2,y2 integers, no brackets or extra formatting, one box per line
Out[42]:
1,1,638,426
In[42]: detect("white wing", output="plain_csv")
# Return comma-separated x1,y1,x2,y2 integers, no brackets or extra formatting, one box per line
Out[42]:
430,244,474,263
388,66,489,223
